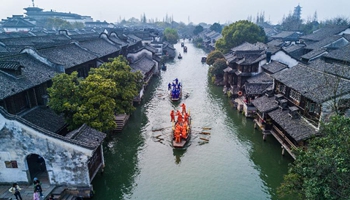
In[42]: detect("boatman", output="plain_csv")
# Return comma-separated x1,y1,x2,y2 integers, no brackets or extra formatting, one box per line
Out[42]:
177,110,183,123
175,78,178,85
170,110,175,122
181,103,186,114
182,125,187,139
168,83,171,90
183,112,189,123
175,126,181,143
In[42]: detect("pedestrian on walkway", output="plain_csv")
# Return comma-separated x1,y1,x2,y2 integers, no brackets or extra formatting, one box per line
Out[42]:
8,183,23,200
33,189,40,200
34,178,43,198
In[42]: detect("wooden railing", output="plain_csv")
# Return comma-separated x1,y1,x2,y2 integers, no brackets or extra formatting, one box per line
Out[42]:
272,125,297,150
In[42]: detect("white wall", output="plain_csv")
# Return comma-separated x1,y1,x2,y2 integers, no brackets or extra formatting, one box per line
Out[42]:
271,51,298,68
0,113,93,185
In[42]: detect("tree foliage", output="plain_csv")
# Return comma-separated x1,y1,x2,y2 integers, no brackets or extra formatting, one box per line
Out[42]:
43,17,84,30
210,23,222,33
193,25,204,35
206,50,224,65
48,56,143,132
209,58,227,77
215,20,266,53
163,27,179,44
278,115,350,200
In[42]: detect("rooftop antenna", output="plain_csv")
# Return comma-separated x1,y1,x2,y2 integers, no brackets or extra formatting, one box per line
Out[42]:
32,0,35,7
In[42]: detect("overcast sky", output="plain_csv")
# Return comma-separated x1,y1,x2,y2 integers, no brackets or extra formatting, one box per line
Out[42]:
2,0,350,25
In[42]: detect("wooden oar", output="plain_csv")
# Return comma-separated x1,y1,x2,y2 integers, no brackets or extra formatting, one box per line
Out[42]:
155,135,162,139
200,137,209,141
202,127,212,130
201,131,211,135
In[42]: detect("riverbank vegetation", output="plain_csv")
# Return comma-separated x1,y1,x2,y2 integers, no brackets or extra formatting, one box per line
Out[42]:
48,56,143,132
278,115,350,199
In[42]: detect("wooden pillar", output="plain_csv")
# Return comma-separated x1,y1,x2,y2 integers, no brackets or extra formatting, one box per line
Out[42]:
281,146,285,156
263,133,266,141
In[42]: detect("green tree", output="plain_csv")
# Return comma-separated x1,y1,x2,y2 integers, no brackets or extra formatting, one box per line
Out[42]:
163,28,179,44
215,20,266,53
206,50,224,65
48,56,143,132
209,58,227,77
47,72,81,127
278,115,350,200
90,56,143,114
193,25,204,35
210,23,222,33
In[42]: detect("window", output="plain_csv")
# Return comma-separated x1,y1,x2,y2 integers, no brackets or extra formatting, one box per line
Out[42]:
5,160,18,168
278,83,286,94
290,89,301,102
309,103,315,112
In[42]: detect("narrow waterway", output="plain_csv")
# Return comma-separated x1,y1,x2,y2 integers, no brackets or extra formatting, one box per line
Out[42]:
92,41,293,200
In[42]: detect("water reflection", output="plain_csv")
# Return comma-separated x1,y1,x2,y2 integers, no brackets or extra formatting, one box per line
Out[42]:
173,148,187,164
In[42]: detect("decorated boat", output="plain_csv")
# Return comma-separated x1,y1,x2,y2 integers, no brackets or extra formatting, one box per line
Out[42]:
168,78,182,101
170,104,191,148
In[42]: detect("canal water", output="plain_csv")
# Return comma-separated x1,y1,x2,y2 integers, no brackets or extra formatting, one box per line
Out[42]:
92,41,293,200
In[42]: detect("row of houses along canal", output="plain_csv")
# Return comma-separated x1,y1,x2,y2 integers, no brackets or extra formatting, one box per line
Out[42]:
91,41,293,200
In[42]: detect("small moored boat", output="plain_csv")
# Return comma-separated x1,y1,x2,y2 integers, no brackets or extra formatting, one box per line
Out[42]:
161,64,167,71
183,46,187,52
181,42,184,47
178,53,182,59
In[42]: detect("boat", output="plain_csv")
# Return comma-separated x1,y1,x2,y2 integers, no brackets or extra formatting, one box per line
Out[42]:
171,104,191,148
201,57,207,62
161,64,167,71
178,53,182,59
181,42,184,47
183,46,187,52
168,78,182,101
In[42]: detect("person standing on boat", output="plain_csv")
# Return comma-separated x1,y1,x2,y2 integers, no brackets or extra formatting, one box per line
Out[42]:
168,83,171,90
175,126,181,143
177,110,183,123
182,126,187,139
170,110,175,122
184,112,189,123
175,78,178,85
181,103,186,114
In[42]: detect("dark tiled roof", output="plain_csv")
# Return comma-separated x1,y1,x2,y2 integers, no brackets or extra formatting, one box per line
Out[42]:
246,72,273,83
272,63,350,103
66,124,106,148
0,107,105,150
244,83,272,95
301,48,327,60
231,42,266,52
305,35,344,50
308,59,350,80
268,109,317,141
271,31,300,41
267,39,284,47
78,38,120,57
21,106,66,133
322,43,350,63
0,53,56,99
262,60,288,74
236,53,265,65
251,95,278,113
282,44,305,60
37,43,97,69
130,56,155,74
300,26,348,42
2,19,35,28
